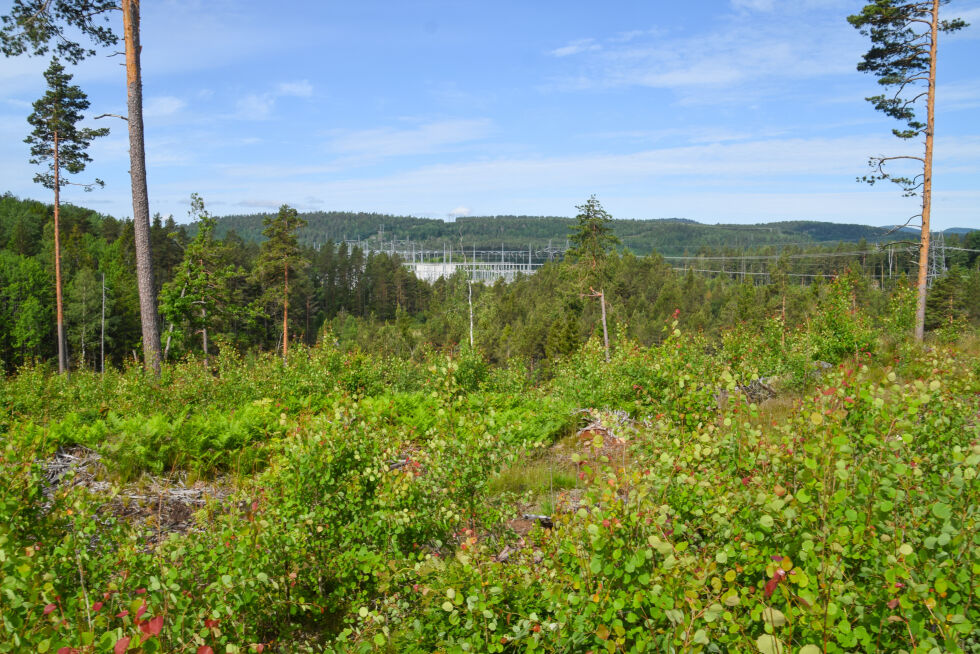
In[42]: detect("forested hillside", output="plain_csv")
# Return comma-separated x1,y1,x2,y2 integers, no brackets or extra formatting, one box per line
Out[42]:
2,192,978,373
209,210,973,256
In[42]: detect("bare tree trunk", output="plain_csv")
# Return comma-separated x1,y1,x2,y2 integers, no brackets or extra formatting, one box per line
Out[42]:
914,0,939,342
53,130,67,374
599,289,609,363
283,264,289,362
201,306,209,364
122,0,161,373
162,283,186,360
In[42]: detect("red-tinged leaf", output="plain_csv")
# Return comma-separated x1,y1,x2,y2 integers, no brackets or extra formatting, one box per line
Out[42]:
116,610,129,618
253,645,265,653
888,598,900,609
43,603,57,615
135,601,147,618
139,615,164,637
57,648,78,654
114,636,131,654
197,647,214,654
204,618,219,628
92,601,104,612
135,588,146,595
764,574,781,599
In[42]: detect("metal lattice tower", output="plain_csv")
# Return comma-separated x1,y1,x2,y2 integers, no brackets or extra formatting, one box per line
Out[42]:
927,231,947,287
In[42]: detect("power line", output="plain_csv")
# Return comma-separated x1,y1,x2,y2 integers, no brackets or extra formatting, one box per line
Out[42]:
660,250,893,261
671,267,842,279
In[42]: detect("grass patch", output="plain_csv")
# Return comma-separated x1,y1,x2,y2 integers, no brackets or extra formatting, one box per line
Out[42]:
488,461,577,496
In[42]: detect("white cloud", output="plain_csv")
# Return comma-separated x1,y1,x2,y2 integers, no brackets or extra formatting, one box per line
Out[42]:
130,130,977,229
237,199,282,209
609,29,660,44
144,96,187,117
550,38,602,57
230,81,314,120
546,7,864,97
234,94,275,120
326,118,494,159
449,206,472,217
209,135,980,192
938,79,980,111
732,0,775,11
3,98,32,110
277,80,314,97
951,6,980,27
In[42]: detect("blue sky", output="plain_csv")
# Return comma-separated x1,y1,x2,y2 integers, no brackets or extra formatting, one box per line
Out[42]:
1,0,978,229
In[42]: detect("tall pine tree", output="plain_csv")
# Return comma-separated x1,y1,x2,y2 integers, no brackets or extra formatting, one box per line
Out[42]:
3,0,163,373
848,0,968,340
25,57,108,373
252,205,308,362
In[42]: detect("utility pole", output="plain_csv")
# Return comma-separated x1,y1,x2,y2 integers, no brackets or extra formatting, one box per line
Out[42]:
584,288,610,363
100,272,106,374
928,231,946,287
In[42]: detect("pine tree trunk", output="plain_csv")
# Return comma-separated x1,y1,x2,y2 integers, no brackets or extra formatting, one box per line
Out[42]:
283,264,289,362
122,0,162,373
914,0,939,342
53,131,67,374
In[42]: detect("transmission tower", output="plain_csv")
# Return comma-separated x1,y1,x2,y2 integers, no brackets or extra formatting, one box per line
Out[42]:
927,231,947,287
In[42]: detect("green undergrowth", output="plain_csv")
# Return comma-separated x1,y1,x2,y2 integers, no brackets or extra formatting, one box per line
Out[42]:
1,297,978,653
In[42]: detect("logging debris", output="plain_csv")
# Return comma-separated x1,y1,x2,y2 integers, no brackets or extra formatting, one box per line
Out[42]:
40,445,231,545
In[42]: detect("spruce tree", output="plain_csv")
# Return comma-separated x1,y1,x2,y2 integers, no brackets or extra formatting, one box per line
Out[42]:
567,195,619,275
160,194,246,363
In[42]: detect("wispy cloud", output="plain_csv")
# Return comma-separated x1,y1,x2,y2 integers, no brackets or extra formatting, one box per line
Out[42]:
3,98,32,110
939,79,980,111
732,0,775,11
319,136,979,195
235,94,276,120
608,29,661,44
952,6,980,26
236,199,282,209
182,134,979,227
232,81,315,120
144,96,187,117
326,118,494,159
550,38,602,57
277,80,314,97
545,7,863,99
